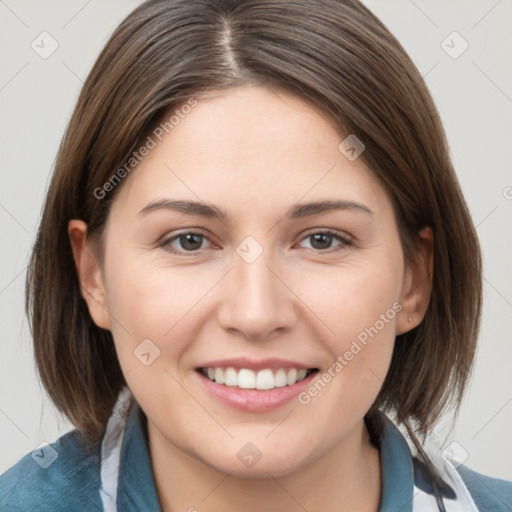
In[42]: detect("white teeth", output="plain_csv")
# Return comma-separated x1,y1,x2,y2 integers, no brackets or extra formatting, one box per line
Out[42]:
238,369,256,389
214,367,225,384
202,366,313,390
286,368,297,385
224,367,238,387
256,369,274,390
274,369,288,388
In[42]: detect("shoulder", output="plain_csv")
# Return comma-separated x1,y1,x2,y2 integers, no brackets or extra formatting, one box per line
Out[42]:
0,428,103,512
456,463,512,511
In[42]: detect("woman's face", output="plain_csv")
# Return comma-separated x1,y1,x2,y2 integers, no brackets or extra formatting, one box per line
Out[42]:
76,85,423,477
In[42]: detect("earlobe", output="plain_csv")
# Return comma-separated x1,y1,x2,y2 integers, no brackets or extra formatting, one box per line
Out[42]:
68,219,111,330
396,227,434,335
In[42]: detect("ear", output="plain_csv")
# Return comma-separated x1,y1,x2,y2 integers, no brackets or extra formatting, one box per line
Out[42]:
396,227,434,335
68,219,111,330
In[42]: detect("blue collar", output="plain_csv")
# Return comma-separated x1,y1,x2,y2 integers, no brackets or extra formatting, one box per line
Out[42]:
116,403,162,511
377,413,415,511
116,403,416,511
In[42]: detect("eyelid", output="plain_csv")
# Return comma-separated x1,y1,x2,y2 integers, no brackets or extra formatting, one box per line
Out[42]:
159,229,215,253
294,228,353,252
299,227,353,243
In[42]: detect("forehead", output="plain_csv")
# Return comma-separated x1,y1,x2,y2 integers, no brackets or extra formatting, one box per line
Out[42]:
110,85,390,221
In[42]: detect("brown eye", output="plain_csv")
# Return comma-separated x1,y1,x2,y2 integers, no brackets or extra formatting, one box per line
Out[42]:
298,230,352,252
162,232,209,253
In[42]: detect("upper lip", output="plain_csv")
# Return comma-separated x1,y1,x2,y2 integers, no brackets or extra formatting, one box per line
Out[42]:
196,358,318,372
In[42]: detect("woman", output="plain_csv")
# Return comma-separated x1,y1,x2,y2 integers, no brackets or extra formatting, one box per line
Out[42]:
1,0,510,510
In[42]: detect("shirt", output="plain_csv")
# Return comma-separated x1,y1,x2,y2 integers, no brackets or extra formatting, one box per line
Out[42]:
1,386,511,511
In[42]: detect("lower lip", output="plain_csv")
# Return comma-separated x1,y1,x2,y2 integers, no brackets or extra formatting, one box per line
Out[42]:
194,370,318,412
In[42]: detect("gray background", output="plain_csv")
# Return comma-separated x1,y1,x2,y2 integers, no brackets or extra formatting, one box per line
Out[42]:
1,0,511,480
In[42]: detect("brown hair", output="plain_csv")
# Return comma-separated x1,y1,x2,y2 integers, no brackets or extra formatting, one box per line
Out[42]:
26,0,482,486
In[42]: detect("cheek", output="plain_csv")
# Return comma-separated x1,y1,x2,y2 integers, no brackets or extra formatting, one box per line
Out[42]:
293,255,401,408
103,255,219,365
102,258,216,414
299,254,402,345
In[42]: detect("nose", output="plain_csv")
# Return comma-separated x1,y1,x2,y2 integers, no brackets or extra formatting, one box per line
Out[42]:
216,245,298,341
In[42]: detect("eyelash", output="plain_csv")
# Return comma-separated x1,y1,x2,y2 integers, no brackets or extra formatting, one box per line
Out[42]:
159,229,353,255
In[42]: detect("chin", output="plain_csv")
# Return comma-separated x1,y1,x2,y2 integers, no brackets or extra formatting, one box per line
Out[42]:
202,445,311,479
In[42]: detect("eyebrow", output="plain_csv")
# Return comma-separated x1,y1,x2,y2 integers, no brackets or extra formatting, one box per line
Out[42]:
138,198,374,220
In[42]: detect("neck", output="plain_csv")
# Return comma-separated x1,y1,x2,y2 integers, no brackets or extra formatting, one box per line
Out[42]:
147,417,382,512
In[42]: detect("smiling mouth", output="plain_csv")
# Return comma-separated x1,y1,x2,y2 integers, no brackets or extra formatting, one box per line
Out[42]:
196,367,319,391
